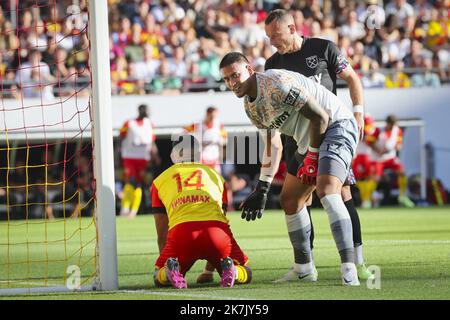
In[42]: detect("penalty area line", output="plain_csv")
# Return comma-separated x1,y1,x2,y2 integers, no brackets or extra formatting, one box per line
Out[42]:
115,289,248,300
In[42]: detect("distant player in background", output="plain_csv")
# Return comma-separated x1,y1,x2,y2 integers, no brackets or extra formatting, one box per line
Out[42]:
184,106,227,174
352,114,380,209
120,104,160,218
372,115,415,208
151,135,251,289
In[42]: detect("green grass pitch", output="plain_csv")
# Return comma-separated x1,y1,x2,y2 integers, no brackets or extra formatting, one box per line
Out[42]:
1,207,450,300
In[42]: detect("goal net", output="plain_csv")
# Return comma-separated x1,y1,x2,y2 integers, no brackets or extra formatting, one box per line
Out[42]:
0,0,117,294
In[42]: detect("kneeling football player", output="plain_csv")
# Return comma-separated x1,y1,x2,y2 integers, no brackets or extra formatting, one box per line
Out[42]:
151,135,251,288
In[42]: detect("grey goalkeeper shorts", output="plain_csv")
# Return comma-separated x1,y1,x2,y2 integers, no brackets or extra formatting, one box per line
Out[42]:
283,117,358,185
317,118,358,184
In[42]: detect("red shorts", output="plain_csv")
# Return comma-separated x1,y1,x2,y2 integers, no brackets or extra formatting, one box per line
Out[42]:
155,220,248,275
373,157,404,177
352,154,374,180
122,158,148,183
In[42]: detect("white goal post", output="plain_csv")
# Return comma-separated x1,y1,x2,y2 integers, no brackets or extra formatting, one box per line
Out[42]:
0,0,118,295
89,0,119,292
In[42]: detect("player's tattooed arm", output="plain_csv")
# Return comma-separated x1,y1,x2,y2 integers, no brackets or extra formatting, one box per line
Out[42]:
298,96,329,149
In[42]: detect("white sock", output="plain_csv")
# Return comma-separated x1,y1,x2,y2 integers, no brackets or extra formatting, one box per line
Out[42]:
293,262,313,275
285,207,312,265
341,262,357,275
355,245,364,265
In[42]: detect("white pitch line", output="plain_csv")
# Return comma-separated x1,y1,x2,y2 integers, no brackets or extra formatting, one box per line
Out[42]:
366,240,450,244
116,289,248,300
310,239,450,245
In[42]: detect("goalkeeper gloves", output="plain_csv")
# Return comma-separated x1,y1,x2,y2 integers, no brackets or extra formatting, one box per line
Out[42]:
297,150,319,185
239,180,270,221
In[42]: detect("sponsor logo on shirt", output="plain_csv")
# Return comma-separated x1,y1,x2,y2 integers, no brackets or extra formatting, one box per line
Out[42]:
308,73,323,84
269,111,290,129
283,87,300,106
306,55,318,69
171,194,211,209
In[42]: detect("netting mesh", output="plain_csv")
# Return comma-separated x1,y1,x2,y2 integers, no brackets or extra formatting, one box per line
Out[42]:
0,0,98,290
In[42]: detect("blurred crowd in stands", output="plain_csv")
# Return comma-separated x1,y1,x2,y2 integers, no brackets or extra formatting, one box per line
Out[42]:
0,0,449,98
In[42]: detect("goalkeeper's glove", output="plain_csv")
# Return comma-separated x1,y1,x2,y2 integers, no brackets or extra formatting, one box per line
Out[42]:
297,149,319,185
239,180,271,221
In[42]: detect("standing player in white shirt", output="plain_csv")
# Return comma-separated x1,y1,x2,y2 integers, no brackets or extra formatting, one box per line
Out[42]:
119,104,160,218
184,106,227,174
220,52,360,286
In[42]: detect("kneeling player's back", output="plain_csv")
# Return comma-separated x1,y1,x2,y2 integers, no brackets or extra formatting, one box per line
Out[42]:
151,163,228,229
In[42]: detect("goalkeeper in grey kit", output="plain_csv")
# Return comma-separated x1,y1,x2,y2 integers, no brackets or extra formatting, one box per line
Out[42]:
220,52,360,286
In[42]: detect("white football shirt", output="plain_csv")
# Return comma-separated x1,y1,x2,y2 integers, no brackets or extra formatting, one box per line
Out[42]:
244,69,354,154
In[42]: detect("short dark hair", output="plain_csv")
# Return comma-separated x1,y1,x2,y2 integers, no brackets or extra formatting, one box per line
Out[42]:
138,104,148,112
206,106,217,114
386,115,397,125
219,52,249,69
265,9,290,25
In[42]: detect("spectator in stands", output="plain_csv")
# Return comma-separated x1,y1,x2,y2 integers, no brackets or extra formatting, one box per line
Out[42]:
385,0,416,32
14,49,55,100
229,11,265,50
56,19,77,52
124,23,145,63
362,29,383,64
111,56,133,95
320,15,339,44
292,9,311,37
340,10,366,42
411,57,441,87
196,41,221,82
26,20,47,52
362,60,386,88
385,60,411,88
134,43,161,85
112,17,132,49
414,0,433,23
141,14,164,56
168,46,188,79
152,57,182,95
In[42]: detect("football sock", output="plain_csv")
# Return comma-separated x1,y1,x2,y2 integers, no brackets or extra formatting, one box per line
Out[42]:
344,199,362,247
398,174,408,197
320,194,355,263
154,267,168,286
357,180,369,203
285,206,312,266
306,205,314,250
368,179,378,200
131,186,143,213
355,245,364,265
121,183,135,212
235,265,252,284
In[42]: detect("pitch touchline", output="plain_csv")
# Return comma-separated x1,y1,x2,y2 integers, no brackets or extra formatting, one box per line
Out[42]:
299,239,450,245
116,289,248,300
